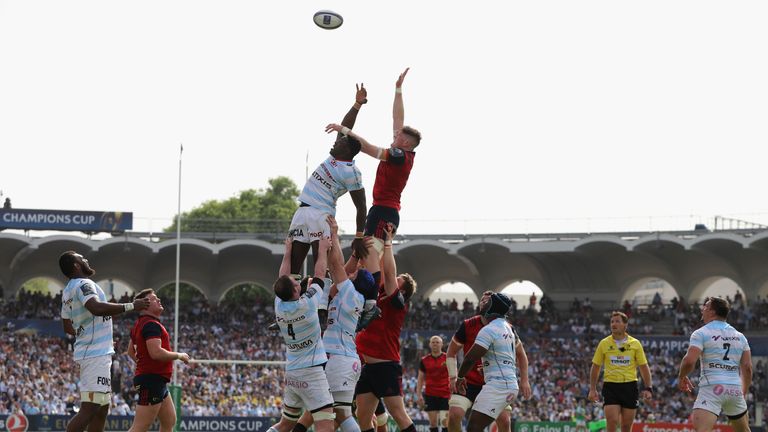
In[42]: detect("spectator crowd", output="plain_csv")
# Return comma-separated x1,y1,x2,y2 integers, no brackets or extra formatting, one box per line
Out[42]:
1,290,767,425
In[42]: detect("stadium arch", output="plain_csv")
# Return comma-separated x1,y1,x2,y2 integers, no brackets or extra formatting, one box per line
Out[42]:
621,276,681,307
217,281,272,305
689,276,747,305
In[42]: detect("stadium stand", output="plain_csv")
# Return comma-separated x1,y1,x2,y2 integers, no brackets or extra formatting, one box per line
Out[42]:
1,291,766,423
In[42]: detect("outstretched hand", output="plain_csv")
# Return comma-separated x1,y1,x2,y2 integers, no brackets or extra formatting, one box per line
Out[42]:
351,237,369,260
396,68,410,88
356,83,367,105
326,216,339,238
325,123,343,134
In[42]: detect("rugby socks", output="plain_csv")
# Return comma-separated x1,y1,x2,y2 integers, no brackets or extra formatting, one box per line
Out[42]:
430,428,439,432
340,416,361,432
362,429,375,432
402,425,417,432
267,428,279,432
292,424,308,432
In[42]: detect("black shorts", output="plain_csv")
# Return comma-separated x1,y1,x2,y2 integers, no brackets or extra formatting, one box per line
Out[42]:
424,394,449,411
602,381,638,409
452,383,483,403
364,205,400,240
355,362,403,398
134,374,170,406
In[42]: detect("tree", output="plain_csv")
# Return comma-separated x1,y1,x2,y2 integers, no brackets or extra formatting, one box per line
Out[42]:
166,176,299,233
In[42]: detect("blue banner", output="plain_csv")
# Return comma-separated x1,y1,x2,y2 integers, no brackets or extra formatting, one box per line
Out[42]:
0,208,132,232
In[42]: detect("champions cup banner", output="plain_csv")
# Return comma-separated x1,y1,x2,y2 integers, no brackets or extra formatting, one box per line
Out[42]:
0,208,132,232
0,415,433,432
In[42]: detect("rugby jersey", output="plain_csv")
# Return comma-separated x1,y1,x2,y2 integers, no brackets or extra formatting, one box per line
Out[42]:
591,334,648,383
473,317,519,390
275,282,327,371
690,320,750,386
323,279,364,358
372,149,415,211
298,156,364,216
60,278,115,361
454,316,487,386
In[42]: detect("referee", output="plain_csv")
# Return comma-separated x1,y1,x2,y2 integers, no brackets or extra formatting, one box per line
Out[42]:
588,311,653,432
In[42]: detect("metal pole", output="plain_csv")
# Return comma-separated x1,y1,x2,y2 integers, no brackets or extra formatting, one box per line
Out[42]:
173,143,183,385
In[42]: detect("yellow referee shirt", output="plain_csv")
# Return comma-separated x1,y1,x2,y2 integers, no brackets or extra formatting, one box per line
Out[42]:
592,334,648,383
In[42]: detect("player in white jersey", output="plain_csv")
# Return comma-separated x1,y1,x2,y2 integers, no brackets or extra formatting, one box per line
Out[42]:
288,84,370,278
456,293,531,432
320,216,380,432
267,236,335,432
679,297,753,432
59,251,150,432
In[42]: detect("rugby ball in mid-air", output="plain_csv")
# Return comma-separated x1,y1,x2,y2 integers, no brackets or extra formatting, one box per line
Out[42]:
313,10,343,30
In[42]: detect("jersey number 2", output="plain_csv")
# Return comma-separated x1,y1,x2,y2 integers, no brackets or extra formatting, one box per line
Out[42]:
287,324,296,340
722,343,731,361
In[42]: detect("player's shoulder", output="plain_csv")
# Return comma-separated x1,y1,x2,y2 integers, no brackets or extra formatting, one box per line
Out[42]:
597,335,613,347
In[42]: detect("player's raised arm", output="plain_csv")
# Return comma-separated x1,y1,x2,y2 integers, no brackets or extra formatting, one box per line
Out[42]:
381,224,398,297
313,235,331,279
84,296,150,317
338,83,367,139
349,188,368,259
278,237,293,277
393,68,409,135
325,123,383,160
326,216,348,285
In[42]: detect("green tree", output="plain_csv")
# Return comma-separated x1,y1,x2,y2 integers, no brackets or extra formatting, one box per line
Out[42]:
166,176,299,233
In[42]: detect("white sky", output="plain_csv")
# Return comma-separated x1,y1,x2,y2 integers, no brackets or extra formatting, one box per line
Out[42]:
2,0,767,235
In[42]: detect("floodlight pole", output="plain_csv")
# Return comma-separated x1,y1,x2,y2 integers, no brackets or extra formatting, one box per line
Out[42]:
173,143,183,385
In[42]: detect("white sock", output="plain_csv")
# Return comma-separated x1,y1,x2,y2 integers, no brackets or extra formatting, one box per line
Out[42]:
267,428,279,432
340,416,361,432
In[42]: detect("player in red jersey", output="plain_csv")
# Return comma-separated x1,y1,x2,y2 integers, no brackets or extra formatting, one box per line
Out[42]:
127,289,190,432
354,224,417,432
326,68,421,256
445,292,531,432
417,336,451,432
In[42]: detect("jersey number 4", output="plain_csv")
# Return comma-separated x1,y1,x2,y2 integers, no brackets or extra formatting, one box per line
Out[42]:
287,324,296,340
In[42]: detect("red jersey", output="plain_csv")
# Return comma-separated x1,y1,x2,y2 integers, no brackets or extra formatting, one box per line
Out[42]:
420,352,450,398
454,315,487,386
372,150,415,211
356,289,408,362
130,315,173,380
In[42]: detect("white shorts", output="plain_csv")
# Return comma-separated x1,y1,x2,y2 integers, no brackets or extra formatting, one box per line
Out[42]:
472,385,518,420
693,384,748,417
326,355,361,399
283,366,334,412
77,354,112,393
289,207,330,244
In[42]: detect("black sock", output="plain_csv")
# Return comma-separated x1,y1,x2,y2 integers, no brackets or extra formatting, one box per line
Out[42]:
402,425,416,432
292,424,308,432
362,429,375,432
430,427,438,432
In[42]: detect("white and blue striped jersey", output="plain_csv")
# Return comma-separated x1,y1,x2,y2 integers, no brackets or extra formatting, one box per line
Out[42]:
60,278,115,361
275,282,327,371
473,317,519,390
690,320,750,386
323,279,364,358
298,156,364,216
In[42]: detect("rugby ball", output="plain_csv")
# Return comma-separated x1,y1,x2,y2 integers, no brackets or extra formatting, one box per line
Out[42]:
313,10,343,30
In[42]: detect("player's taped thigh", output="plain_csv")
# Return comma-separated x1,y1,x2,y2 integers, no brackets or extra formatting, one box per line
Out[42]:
281,404,302,422
81,391,111,406
448,394,473,412
311,409,336,421
376,412,389,427
370,237,385,255
333,402,353,418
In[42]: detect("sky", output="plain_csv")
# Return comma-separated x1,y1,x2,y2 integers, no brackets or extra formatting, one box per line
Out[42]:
1,0,767,236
